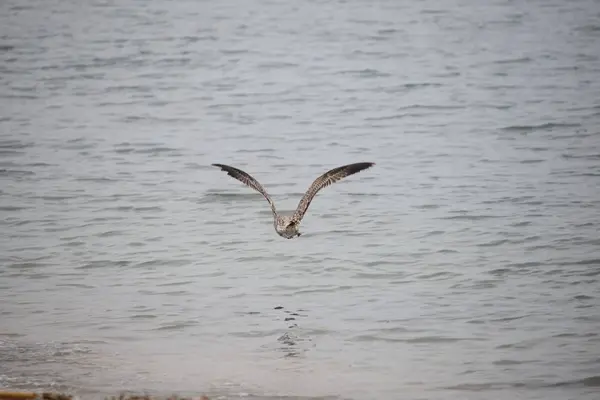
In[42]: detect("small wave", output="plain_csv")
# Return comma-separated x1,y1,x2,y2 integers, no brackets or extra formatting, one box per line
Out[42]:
417,230,444,238
407,336,483,343
0,140,32,149
403,82,443,89
452,279,500,290
133,259,189,268
0,169,35,177
400,103,464,111
97,230,124,238
0,205,32,211
446,375,600,391
363,114,405,121
490,314,529,323
575,24,600,33
231,328,282,339
114,141,164,147
105,205,164,213
130,314,157,320
153,321,198,331
416,271,460,280
235,148,275,153
493,359,527,366
493,56,532,64
134,146,181,154
56,283,95,289
477,239,508,247
24,162,54,167
351,272,400,280
437,248,458,254
440,214,503,221
0,149,26,158
487,268,512,276
413,203,441,210
551,375,600,387
0,332,25,338
354,334,405,343
552,332,597,338
558,258,600,267
74,177,117,183
561,153,600,160
292,285,354,295
198,191,264,203
501,122,581,133
445,382,513,391
156,280,193,287
573,294,594,300
235,255,272,263
338,68,391,78
511,221,531,227
34,195,74,201
76,260,131,270
356,335,479,344
495,338,539,349
258,61,298,69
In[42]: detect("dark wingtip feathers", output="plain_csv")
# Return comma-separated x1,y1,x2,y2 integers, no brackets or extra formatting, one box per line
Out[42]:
337,162,375,177
212,163,241,178
350,162,375,171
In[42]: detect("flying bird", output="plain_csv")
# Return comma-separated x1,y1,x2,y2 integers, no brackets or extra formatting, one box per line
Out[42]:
211,162,375,239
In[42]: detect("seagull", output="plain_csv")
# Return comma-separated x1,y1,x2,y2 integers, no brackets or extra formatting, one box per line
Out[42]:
211,162,375,239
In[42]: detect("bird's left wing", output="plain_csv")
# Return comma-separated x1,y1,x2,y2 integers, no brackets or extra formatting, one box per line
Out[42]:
292,162,374,224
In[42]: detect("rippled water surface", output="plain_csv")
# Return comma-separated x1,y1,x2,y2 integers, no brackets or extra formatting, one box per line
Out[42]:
1,0,600,399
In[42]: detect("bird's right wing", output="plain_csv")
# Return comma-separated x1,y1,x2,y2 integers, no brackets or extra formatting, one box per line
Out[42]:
212,163,277,216
292,162,375,223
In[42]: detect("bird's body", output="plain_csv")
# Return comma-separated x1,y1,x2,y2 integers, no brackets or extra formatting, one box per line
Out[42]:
275,215,300,239
212,162,375,239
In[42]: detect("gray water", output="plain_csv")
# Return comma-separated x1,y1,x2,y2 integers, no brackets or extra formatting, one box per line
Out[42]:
1,0,600,399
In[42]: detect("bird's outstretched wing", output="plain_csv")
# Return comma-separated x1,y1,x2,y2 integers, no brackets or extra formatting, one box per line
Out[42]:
212,163,277,216
292,162,374,223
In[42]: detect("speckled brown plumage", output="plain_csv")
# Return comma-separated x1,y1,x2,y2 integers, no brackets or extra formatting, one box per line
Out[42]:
212,162,375,239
